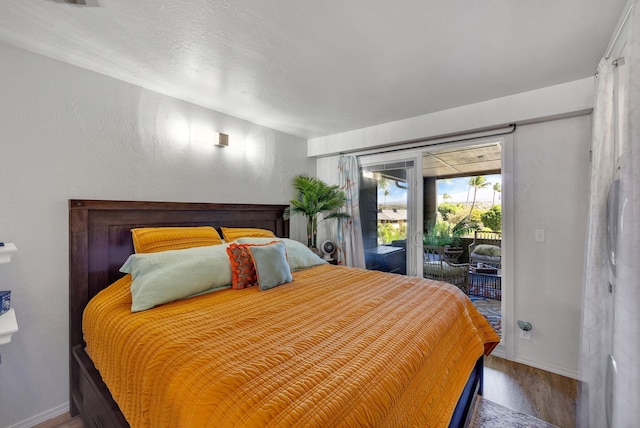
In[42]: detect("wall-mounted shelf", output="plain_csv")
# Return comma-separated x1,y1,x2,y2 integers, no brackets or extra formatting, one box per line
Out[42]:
0,309,18,345
0,243,17,264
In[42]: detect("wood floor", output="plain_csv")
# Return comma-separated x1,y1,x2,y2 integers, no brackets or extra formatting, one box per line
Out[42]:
482,355,578,427
35,356,577,428
32,413,83,428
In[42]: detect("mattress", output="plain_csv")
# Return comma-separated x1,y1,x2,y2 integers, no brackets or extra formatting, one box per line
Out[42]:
83,264,499,427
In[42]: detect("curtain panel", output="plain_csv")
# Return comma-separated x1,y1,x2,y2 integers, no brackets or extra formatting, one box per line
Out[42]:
579,57,616,428
337,156,366,268
580,3,639,426
612,2,640,424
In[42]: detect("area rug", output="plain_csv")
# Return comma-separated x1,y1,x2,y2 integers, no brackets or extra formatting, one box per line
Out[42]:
469,397,559,428
469,295,501,337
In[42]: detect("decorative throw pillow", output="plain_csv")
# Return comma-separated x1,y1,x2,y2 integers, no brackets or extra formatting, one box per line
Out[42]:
226,241,278,289
235,237,327,271
472,244,501,257
131,226,223,253
220,227,276,242
249,241,293,291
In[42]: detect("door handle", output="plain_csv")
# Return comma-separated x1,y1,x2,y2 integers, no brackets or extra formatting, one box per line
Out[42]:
606,354,617,428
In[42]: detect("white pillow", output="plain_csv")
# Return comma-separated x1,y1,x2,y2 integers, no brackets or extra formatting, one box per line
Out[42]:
120,244,232,312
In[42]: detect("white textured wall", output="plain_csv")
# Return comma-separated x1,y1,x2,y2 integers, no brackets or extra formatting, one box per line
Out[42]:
314,155,341,245
0,41,313,427
512,116,590,377
315,100,591,379
308,78,594,157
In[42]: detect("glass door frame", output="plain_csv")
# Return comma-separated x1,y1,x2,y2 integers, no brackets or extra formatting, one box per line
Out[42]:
359,134,513,358
420,135,513,358
358,151,423,277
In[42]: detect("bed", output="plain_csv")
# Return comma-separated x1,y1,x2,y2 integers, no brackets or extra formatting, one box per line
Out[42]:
69,199,499,428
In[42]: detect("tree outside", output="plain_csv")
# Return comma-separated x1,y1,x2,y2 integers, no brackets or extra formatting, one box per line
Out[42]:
481,205,502,232
434,174,502,235
492,183,501,206
468,176,492,215
378,222,406,244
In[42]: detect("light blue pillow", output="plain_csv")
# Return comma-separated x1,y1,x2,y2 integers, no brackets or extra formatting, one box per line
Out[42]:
120,244,232,312
249,241,293,291
235,237,327,271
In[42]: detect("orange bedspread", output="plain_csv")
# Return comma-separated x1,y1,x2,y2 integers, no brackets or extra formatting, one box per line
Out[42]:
84,265,499,427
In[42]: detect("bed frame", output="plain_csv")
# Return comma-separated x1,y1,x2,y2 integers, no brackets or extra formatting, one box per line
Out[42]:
68,199,482,428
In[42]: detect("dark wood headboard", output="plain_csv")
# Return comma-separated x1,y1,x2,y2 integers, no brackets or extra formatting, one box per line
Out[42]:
68,199,289,412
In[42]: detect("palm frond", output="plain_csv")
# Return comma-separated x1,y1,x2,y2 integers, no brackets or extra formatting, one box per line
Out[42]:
287,174,351,247
321,212,351,221
451,216,476,237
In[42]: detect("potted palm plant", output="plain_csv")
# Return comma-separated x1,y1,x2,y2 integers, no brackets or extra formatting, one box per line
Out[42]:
285,174,350,251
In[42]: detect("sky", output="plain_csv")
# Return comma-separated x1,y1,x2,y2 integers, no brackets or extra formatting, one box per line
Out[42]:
437,174,502,204
378,179,407,205
377,174,502,206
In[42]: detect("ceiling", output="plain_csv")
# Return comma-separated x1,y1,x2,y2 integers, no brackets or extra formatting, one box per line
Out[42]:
0,0,627,139
423,142,502,178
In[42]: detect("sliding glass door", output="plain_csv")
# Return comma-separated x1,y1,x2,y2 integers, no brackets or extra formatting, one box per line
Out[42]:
356,135,511,356
359,157,422,277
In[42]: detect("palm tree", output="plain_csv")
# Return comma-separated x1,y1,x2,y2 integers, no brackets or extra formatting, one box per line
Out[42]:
285,174,350,248
443,193,451,202
468,176,491,214
492,183,501,206
379,178,391,208
383,188,391,208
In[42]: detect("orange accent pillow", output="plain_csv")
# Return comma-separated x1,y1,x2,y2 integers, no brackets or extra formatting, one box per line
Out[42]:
220,227,276,242
131,226,223,254
226,241,278,289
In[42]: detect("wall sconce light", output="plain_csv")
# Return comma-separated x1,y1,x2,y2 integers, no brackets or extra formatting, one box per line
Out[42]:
215,133,229,147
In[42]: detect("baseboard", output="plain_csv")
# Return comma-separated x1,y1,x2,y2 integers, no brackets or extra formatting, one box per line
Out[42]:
490,344,505,359
514,356,579,380
7,402,69,428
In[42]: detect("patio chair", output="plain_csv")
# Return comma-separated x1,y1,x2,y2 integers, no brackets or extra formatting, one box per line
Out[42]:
423,245,469,293
468,231,501,269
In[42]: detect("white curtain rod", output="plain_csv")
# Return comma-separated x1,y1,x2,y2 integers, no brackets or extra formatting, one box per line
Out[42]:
340,124,516,158
605,1,634,60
